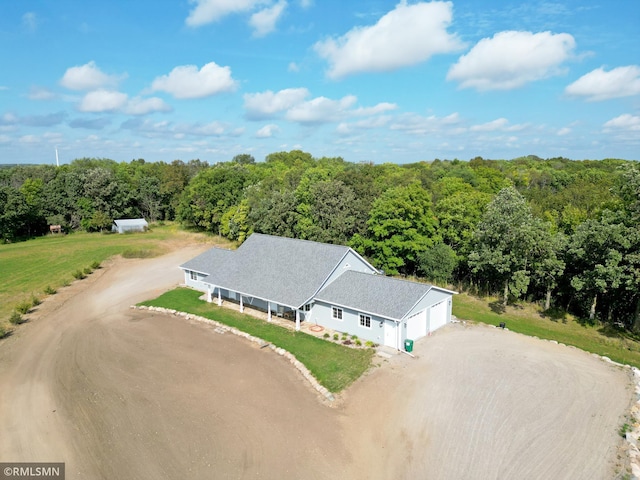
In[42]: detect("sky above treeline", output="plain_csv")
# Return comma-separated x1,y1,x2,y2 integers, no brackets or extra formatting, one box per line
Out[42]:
1,0,638,165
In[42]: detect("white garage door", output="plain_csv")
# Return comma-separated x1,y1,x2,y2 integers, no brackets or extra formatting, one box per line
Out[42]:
429,300,448,332
406,309,427,340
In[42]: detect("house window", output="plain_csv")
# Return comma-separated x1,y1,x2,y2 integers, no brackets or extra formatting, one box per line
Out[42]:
359,314,371,329
332,307,343,320
304,303,312,312
190,271,198,281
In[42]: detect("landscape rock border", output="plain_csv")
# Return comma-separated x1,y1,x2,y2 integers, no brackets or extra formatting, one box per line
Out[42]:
131,305,335,402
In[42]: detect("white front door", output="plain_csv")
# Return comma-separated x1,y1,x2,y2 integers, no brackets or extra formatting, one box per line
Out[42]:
384,321,397,348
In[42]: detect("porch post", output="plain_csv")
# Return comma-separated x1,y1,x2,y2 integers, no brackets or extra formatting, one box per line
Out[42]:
240,295,244,313
295,309,300,331
207,286,212,303
217,288,222,306
267,302,272,322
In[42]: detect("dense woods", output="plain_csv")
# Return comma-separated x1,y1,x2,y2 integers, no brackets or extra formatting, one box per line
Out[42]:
1,152,638,330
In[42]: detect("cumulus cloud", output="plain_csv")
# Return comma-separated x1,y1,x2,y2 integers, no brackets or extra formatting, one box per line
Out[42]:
151,62,237,99
60,61,125,91
244,88,310,119
314,1,464,79
250,0,287,37
28,86,55,100
603,114,640,131
447,30,576,90
186,0,264,27
565,65,640,101
286,95,357,123
69,117,112,130
390,112,462,135
124,96,172,115
78,90,128,112
255,124,279,138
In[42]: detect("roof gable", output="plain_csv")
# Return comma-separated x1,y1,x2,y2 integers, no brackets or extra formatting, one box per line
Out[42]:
315,270,436,320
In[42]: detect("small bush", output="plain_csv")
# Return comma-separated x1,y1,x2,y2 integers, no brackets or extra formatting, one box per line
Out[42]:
62,279,70,287
90,261,101,270
83,266,93,275
0,324,9,339
351,335,358,340
323,333,330,339
355,339,362,346
15,301,31,314
31,294,41,307
365,340,375,348
342,339,353,345
44,285,57,295
341,333,347,340
333,333,339,341
72,270,86,280
9,311,24,325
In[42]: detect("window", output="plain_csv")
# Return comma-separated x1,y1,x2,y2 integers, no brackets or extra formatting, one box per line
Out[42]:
304,303,312,312
190,271,198,281
359,314,371,328
332,307,343,320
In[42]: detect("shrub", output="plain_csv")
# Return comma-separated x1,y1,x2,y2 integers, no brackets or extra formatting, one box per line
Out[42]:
323,333,330,339
9,311,24,325
90,261,101,270
83,266,93,275
351,335,358,340
15,301,31,314
62,279,70,287
72,270,86,280
0,324,9,339
31,294,41,306
365,340,375,348
44,285,57,295
342,339,353,345
355,339,362,346
333,333,339,341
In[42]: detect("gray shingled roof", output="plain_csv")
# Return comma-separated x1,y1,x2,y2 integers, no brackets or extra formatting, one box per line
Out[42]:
315,270,432,320
182,234,353,308
180,247,234,275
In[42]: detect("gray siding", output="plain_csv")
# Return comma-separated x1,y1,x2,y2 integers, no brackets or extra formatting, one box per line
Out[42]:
322,250,379,288
404,288,452,318
312,301,386,345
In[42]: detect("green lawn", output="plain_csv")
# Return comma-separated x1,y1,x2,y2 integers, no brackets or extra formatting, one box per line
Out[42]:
140,288,374,393
0,224,200,325
453,293,640,368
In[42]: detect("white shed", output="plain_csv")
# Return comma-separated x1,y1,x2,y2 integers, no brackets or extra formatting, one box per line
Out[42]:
112,218,148,234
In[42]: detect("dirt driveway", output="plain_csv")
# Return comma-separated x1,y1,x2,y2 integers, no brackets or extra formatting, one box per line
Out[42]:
0,245,632,479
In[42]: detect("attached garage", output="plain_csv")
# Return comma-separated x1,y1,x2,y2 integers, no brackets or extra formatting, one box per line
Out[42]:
428,300,449,333
406,309,427,340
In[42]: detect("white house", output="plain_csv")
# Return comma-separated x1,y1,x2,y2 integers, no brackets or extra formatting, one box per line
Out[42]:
112,218,149,234
180,233,455,351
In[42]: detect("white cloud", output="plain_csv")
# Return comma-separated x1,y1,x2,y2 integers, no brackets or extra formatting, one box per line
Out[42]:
557,127,571,136
470,118,509,132
244,88,310,119
603,114,640,131
256,124,279,138
151,62,237,99
314,1,464,79
250,0,287,37
186,0,264,27
288,62,300,72
60,61,124,91
0,86,8,91
390,112,463,135
22,12,38,32
447,31,576,91
286,95,357,123
352,102,397,116
565,65,640,101
78,90,128,112
124,96,172,115
299,0,313,7
27,86,55,100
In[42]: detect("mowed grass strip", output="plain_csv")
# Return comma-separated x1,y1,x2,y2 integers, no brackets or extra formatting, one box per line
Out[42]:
0,225,181,323
140,288,374,393
453,293,640,368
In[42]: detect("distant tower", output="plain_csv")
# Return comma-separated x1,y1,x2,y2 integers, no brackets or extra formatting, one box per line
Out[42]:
55,146,59,167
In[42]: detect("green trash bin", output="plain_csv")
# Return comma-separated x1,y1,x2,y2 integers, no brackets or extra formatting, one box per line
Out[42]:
404,339,414,352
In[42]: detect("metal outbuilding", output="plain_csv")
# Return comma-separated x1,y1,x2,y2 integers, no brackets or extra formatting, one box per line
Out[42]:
112,218,148,234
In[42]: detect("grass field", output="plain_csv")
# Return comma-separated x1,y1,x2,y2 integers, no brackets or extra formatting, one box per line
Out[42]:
140,288,374,393
454,293,640,368
0,224,212,328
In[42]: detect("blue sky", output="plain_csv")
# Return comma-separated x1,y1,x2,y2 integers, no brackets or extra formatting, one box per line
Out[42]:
1,0,638,165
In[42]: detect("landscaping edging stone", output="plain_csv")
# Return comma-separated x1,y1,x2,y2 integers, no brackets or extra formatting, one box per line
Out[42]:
131,305,335,402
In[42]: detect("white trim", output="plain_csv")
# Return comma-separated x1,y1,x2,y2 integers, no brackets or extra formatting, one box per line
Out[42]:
332,306,343,321
359,313,372,329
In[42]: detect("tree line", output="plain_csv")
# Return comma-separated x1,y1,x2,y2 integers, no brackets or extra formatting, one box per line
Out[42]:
1,152,638,330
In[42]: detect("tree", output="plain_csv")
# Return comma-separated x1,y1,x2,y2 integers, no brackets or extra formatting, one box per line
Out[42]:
351,184,439,275
232,154,255,165
247,189,299,238
220,200,252,243
417,242,458,285
468,186,544,306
